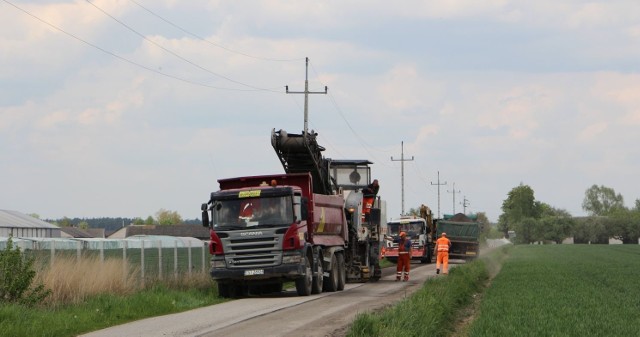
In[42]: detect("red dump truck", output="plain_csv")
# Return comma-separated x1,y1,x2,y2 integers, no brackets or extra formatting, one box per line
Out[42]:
202,130,383,297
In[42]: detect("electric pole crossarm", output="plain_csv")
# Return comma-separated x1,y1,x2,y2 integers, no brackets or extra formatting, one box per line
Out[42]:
447,182,461,215
430,171,447,219
391,141,414,216
285,57,328,135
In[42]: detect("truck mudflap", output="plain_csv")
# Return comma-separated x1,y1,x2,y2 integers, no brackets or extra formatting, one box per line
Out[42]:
212,263,306,283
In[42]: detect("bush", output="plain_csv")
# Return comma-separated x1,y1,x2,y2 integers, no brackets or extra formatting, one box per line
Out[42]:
0,237,50,306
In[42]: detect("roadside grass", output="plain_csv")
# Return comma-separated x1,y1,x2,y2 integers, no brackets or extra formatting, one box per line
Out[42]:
0,284,224,337
0,255,225,337
347,251,499,337
467,244,640,337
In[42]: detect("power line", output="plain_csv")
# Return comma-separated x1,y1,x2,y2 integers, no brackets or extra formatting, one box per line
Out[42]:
128,0,304,62
308,61,394,169
85,0,278,93
2,0,263,92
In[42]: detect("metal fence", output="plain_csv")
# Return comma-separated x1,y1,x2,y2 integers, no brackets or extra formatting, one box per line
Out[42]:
1,235,210,283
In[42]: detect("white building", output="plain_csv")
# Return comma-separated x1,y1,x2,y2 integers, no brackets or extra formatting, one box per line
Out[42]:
0,209,61,238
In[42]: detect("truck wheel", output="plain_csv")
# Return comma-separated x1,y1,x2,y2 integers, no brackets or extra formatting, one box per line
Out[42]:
312,251,324,294
323,254,339,292
336,253,346,291
217,283,230,298
295,256,313,296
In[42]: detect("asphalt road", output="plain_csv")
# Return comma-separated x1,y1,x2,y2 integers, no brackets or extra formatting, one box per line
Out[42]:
81,261,450,337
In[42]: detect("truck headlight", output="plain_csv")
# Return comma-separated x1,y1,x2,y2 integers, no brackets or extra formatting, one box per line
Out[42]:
211,259,226,269
282,253,302,264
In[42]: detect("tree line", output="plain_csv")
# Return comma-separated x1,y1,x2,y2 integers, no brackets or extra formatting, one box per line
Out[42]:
36,208,200,232
498,184,640,244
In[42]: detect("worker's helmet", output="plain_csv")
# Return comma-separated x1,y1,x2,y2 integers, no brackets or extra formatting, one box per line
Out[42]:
441,232,447,236
399,231,406,237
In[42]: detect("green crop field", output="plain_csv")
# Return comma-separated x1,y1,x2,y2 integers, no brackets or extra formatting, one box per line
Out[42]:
468,245,640,337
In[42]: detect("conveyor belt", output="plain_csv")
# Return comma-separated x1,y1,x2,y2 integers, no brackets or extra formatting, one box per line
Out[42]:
271,129,332,195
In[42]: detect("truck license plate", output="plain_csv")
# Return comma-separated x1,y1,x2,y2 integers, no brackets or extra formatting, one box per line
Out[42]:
244,269,264,276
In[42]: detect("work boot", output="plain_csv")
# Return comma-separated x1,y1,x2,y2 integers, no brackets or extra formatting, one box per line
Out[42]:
436,269,440,274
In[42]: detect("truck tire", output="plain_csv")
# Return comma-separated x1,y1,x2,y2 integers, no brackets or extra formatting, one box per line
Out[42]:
312,250,324,295
323,254,339,292
421,249,432,264
296,256,313,296
336,253,346,291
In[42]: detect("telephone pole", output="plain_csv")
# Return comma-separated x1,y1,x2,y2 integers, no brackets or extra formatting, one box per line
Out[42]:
285,57,327,135
447,182,461,214
391,141,414,216
462,196,470,214
430,171,447,219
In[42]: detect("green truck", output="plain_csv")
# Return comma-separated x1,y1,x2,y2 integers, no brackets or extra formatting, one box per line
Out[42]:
435,213,481,259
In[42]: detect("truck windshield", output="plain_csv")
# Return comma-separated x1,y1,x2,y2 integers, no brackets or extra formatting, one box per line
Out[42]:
212,195,294,229
387,221,424,236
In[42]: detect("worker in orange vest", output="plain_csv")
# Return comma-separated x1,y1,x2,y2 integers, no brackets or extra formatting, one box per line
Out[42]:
434,232,451,274
396,231,412,281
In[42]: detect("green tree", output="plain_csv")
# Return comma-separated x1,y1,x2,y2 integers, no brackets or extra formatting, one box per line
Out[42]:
572,217,609,244
156,209,182,225
27,213,40,219
56,216,73,227
145,216,155,225
406,208,419,217
132,217,145,225
513,217,539,244
634,199,640,211
0,237,50,306
608,209,640,244
498,184,542,237
582,185,625,216
78,221,89,230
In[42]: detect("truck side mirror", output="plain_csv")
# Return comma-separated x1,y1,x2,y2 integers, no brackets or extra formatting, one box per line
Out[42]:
201,203,210,227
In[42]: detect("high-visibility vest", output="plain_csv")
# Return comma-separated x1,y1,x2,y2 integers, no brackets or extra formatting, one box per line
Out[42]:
436,237,450,252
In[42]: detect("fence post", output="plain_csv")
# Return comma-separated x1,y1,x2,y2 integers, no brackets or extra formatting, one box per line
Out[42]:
158,240,162,281
50,241,55,267
141,240,145,287
123,240,128,285
100,240,104,263
77,240,82,263
174,240,178,281
188,240,192,277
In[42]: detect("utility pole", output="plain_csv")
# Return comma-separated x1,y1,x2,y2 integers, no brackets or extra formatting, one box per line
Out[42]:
447,182,461,215
391,141,414,216
462,196,470,214
285,57,327,135
430,171,447,219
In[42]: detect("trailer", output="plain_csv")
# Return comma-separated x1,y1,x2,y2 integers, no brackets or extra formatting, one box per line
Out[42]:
435,213,481,259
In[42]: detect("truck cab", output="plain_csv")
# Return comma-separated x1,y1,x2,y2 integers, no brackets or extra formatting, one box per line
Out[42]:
383,216,433,264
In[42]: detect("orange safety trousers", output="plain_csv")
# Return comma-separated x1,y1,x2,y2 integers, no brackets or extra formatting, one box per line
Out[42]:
436,252,449,274
396,253,411,280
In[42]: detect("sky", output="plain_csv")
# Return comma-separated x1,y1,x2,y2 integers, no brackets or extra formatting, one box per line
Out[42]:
1,0,639,223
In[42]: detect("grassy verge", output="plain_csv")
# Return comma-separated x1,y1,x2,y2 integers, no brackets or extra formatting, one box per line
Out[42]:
467,245,640,337
0,254,224,337
0,284,225,337
347,251,502,337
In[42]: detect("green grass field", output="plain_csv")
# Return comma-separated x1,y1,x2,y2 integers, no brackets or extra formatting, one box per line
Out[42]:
348,244,640,337
468,245,640,337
